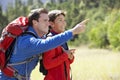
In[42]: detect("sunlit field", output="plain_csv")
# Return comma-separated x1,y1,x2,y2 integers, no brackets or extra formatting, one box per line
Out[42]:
31,47,120,80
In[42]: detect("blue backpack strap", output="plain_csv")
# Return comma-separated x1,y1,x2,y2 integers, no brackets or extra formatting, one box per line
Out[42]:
7,31,38,66
22,31,37,38
6,31,39,79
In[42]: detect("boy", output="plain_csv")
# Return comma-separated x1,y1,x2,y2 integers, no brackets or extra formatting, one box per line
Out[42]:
43,10,75,80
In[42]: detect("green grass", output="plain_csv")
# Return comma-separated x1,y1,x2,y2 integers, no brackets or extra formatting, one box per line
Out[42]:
31,47,120,80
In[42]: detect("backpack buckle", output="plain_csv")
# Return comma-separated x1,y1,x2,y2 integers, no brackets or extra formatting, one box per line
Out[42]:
14,71,26,80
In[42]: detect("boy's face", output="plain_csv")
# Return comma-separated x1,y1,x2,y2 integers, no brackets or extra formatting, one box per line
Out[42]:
51,14,66,33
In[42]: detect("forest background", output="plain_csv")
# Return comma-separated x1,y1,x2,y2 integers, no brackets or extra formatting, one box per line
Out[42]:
1,0,120,50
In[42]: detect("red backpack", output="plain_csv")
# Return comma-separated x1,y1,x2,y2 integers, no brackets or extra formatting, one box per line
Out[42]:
0,16,28,77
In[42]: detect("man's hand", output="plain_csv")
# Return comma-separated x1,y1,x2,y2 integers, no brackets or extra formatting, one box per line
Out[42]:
71,19,89,35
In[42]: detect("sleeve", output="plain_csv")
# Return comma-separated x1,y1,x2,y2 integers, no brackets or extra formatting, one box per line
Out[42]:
18,30,73,57
43,47,68,69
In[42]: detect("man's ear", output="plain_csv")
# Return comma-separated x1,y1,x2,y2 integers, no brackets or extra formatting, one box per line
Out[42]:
32,20,37,25
49,21,54,28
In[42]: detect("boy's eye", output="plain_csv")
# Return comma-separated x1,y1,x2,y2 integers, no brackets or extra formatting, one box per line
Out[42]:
58,19,62,21
59,20,62,21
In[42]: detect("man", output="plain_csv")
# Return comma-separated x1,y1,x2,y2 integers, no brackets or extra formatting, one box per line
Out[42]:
0,8,88,80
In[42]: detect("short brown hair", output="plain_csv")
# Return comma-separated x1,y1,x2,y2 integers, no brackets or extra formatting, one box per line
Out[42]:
48,10,66,22
28,8,48,26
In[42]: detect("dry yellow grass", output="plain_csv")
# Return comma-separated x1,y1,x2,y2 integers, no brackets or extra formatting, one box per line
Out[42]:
31,47,120,80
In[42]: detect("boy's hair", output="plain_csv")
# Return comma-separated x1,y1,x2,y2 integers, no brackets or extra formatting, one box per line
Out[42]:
48,10,66,22
28,8,48,26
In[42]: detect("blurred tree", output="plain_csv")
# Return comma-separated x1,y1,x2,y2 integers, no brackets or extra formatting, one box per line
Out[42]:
27,0,43,11
1,0,120,48
0,6,8,33
73,0,81,5
5,0,29,22
49,0,56,3
27,0,33,5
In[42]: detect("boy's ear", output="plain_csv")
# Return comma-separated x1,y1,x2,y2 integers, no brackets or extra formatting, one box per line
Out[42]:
49,21,54,28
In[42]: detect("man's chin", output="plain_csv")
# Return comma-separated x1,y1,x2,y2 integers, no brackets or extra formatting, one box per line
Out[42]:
44,31,49,35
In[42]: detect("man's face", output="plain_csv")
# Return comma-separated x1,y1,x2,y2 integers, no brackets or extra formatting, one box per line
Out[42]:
51,14,66,33
35,13,49,36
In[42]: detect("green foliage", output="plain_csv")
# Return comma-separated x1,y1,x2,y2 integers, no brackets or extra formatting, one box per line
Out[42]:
88,21,109,48
5,0,29,22
108,16,120,50
0,6,8,33
1,0,120,50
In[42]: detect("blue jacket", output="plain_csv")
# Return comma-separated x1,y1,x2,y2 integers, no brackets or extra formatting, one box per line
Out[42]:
0,26,73,80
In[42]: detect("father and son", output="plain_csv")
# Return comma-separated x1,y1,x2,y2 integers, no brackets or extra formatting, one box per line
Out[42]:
0,8,89,80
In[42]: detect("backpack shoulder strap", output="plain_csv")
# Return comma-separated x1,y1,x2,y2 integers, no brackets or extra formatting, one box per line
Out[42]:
22,31,38,38
8,55,39,66
7,31,38,66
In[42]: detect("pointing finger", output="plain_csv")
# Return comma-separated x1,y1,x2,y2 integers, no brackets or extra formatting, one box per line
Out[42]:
80,19,89,24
